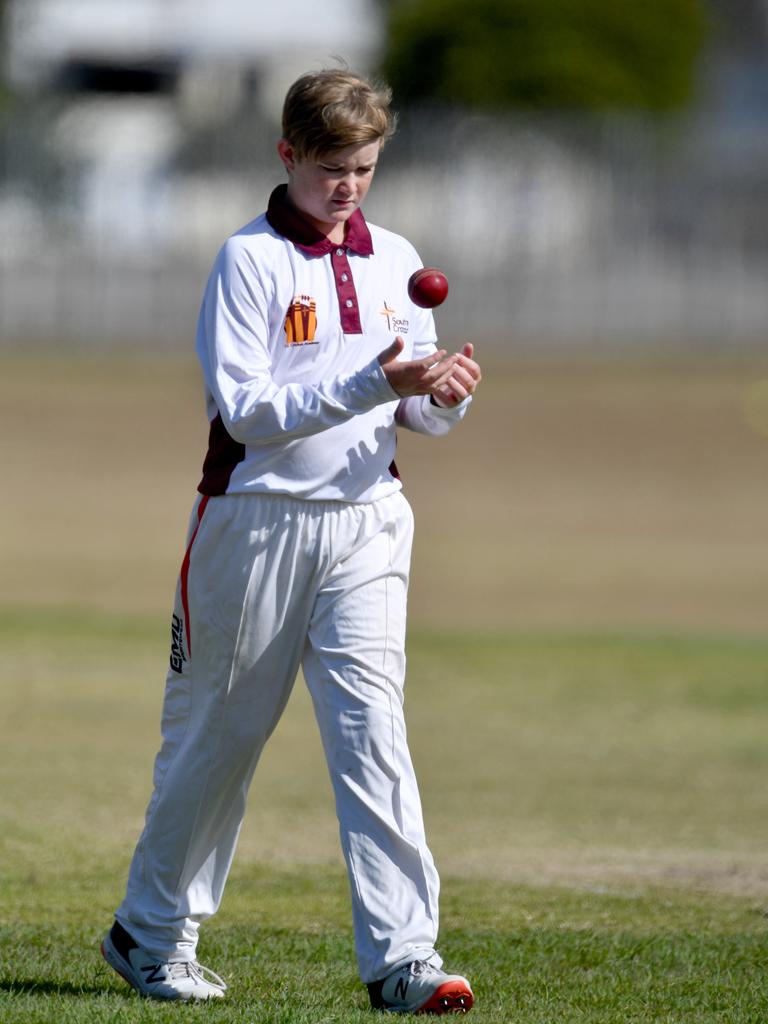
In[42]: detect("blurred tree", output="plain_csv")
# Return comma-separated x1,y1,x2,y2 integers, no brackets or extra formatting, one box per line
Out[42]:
382,0,708,111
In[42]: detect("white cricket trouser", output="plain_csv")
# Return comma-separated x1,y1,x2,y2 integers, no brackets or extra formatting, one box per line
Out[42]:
116,490,442,983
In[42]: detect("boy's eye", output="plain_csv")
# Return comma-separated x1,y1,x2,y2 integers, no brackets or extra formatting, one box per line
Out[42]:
320,164,376,174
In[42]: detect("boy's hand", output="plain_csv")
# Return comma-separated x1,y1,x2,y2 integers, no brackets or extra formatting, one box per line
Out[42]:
430,343,481,407
378,337,460,398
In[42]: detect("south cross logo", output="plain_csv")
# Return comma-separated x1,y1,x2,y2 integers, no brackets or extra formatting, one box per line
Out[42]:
170,614,186,674
285,294,318,344
379,300,409,335
379,301,395,330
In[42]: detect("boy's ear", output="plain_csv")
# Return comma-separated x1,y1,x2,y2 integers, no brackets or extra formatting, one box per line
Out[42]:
277,138,296,171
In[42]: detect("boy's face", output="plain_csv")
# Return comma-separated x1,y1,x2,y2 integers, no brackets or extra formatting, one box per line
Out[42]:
278,138,381,240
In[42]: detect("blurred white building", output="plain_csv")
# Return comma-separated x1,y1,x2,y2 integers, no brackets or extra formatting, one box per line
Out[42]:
7,0,382,117
3,0,768,348
4,0,383,255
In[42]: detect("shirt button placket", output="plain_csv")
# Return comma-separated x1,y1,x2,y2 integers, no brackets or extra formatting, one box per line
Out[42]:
332,247,362,334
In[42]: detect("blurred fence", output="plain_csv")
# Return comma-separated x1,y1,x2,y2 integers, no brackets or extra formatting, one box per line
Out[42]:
1,96,768,353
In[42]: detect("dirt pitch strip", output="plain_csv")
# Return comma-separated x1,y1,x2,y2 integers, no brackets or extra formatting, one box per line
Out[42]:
1,351,766,634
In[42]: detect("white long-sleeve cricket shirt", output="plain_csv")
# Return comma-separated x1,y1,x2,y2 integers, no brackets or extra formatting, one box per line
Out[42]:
195,185,470,502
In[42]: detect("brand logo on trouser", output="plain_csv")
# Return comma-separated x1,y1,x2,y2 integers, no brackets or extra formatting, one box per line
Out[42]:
170,614,187,673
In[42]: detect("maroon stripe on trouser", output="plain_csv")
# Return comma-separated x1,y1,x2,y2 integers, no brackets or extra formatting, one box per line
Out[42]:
179,495,210,657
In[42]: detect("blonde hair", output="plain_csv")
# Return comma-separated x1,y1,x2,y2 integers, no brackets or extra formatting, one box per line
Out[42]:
281,69,397,160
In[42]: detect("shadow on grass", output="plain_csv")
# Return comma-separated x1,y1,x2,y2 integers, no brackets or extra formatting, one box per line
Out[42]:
0,977,122,997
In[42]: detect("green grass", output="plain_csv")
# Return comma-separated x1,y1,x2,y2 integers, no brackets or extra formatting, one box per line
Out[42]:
2,610,768,1021
3,868,768,1022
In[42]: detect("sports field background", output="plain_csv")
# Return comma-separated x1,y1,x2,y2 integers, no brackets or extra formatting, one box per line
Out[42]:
4,4,768,1014
2,350,768,892
3,351,767,633
3,349,768,1020
405,356,768,636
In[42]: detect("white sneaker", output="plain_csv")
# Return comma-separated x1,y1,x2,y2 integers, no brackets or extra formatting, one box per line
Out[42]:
101,921,227,1001
369,959,474,1014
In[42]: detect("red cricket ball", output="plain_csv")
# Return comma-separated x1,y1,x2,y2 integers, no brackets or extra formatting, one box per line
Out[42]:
407,267,449,308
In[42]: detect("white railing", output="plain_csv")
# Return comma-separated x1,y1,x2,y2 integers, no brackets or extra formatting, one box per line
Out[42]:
2,104,767,352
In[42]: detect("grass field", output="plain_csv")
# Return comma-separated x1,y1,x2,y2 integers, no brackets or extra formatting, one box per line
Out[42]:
2,352,768,1020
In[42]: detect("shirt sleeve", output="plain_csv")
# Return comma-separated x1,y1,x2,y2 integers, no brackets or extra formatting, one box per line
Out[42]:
395,394,472,435
195,239,399,446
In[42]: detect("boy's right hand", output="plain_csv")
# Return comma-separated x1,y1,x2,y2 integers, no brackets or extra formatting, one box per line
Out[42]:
378,337,458,399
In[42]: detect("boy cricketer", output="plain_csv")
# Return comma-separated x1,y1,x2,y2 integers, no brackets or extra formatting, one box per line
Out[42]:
101,68,481,1014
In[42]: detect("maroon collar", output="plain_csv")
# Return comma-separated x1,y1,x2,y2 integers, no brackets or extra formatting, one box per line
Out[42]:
266,184,373,257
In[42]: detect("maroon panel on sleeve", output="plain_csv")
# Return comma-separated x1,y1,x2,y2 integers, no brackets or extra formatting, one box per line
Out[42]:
198,413,246,495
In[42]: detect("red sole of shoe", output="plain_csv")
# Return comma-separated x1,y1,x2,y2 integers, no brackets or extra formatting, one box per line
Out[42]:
417,981,474,1014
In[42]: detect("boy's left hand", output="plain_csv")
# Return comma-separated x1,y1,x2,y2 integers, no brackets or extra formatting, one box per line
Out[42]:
431,344,481,407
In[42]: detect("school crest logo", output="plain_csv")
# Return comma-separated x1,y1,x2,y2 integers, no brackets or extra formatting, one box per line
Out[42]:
285,294,318,345
379,300,409,335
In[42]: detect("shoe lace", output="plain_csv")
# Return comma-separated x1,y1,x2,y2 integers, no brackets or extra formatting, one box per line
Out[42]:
409,959,440,979
167,960,227,990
